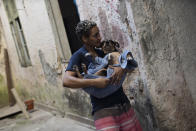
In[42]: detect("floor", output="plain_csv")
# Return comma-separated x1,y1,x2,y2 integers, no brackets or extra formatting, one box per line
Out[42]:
0,109,95,131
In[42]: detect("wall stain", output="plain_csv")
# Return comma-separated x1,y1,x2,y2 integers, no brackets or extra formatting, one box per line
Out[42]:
63,88,91,117
98,7,112,40
39,50,57,86
118,0,128,23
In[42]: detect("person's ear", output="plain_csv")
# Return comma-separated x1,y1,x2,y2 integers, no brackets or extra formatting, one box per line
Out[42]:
82,36,88,43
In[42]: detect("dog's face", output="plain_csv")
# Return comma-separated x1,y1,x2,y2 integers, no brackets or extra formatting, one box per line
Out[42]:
101,40,120,54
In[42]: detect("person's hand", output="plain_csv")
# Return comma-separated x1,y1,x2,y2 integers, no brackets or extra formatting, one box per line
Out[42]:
109,65,125,85
94,77,110,88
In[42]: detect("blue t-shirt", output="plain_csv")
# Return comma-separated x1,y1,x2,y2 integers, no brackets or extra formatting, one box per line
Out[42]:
65,46,129,114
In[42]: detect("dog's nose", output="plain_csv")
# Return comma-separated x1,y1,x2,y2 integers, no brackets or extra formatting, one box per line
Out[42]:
105,42,110,46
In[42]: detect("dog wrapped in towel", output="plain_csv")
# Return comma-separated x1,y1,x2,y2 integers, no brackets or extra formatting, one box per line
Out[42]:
73,40,138,98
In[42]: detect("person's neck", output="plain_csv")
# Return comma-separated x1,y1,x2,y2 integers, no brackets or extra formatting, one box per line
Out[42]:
84,45,98,57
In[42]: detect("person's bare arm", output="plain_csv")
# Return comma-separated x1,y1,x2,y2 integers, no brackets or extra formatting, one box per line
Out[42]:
63,71,110,89
109,66,125,85
109,66,135,85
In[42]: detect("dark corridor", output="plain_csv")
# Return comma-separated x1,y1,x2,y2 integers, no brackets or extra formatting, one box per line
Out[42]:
58,0,82,54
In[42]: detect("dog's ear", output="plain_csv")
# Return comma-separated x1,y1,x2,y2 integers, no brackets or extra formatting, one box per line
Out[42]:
111,41,120,51
114,41,120,48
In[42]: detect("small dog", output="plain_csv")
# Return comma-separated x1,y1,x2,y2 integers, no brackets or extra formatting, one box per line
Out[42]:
73,40,133,77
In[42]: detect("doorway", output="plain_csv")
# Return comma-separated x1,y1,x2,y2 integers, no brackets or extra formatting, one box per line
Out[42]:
57,0,82,54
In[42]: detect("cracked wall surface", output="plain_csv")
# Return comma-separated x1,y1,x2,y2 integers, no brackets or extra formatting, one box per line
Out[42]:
131,0,196,130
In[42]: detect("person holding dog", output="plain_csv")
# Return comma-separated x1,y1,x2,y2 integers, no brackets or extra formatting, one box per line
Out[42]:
63,20,142,131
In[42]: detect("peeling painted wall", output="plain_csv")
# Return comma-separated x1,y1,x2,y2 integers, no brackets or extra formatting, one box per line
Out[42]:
130,0,196,130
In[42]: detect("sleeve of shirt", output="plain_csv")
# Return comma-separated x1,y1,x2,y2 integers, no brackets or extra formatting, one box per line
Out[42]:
65,52,81,72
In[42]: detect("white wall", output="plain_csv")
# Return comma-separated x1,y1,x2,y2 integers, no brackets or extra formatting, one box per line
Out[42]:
0,0,91,117
0,0,58,84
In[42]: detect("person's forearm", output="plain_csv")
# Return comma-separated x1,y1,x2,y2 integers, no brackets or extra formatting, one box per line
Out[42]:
63,75,96,89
